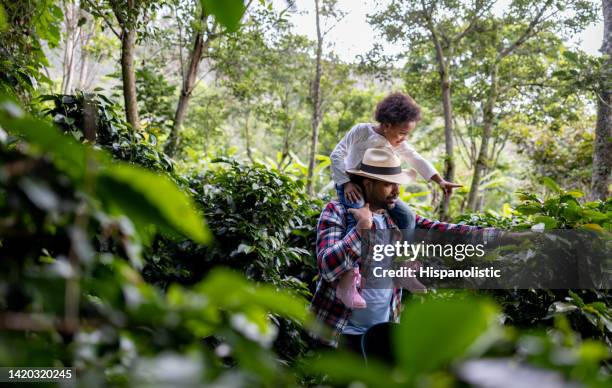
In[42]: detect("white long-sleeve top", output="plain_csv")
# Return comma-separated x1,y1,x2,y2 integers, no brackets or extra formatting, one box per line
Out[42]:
330,123,438,186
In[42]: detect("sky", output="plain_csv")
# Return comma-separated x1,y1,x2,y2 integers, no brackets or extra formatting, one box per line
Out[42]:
273,0,605,63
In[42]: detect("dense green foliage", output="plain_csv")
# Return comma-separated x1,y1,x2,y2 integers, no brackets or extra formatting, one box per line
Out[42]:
2,89,610,386
0,0,610,386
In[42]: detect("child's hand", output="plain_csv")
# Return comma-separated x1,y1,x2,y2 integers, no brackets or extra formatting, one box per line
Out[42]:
348,203,373,232
438,180,462,196
343,182,363,203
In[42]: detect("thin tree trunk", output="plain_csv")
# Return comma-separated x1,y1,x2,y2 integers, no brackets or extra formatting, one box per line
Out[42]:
426,16,455,220
244,111,253,162
61,0,79,94
306,0,323,195
165,12,208,157
439,69,455,220
467,65,498,210
120,27,139,130
591,0,612,200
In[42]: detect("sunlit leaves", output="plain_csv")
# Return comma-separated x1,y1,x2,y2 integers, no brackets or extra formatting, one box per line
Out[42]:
201,0,247,32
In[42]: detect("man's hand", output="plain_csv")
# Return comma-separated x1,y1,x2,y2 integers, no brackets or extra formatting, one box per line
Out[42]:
348,203,373,233
343,182,363,203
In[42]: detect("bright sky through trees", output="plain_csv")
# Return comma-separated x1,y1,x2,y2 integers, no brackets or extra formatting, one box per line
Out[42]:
276,0,604,63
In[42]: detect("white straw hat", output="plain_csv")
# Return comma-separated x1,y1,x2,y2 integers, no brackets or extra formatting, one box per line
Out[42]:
347,147,416,184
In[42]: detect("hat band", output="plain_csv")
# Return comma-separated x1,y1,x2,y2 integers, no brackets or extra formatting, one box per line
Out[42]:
360,163,401,175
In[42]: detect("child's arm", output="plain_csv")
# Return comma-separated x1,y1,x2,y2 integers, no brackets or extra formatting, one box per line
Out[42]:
396,142,462,194
395,142,438,181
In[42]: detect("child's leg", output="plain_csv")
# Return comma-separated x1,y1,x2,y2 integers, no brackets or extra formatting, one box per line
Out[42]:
335,184,365,231
388,200,426,293
387,199,415,229
387,199,416,244
336,266,367,309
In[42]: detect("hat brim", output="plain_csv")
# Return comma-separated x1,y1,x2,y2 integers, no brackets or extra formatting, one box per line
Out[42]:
346,168,416,185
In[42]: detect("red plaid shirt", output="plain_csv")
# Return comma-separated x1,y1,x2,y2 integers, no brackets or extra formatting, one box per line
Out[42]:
310,201,497,345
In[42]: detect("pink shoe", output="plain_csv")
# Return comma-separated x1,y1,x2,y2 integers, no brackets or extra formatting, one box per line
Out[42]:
336,268,367,309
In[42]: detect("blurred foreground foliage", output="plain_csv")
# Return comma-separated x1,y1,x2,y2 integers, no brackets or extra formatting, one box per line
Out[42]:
0,93,610,386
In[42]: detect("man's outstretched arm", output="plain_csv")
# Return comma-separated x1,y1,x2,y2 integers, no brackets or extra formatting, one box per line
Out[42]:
316,202,362,283
414,214,500,244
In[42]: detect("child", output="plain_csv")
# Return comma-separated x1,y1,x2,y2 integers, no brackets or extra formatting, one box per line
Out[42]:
330,92,461,308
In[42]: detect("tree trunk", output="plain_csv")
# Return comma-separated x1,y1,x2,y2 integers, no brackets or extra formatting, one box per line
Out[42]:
467,65,498,210
426,20,456,220
82,93,97,142
306,0,323,195
244,110,253,162
120,27,139,130
61,0,79,94
165,12,208,157
439,70,455,220
591,0,612,200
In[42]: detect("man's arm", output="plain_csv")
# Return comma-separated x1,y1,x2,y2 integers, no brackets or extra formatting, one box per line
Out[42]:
415,214,499,244
316,202,362,283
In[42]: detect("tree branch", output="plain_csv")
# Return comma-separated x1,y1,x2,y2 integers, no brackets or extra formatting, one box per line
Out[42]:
497,0,553,61
452,0,493,45
82,0,121,38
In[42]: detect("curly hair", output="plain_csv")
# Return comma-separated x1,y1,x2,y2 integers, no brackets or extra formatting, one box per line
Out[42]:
374,92,421,125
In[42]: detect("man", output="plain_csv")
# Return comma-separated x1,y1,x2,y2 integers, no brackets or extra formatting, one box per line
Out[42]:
310,147,500,352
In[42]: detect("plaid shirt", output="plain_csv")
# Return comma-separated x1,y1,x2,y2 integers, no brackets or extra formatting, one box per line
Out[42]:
310,200,498,345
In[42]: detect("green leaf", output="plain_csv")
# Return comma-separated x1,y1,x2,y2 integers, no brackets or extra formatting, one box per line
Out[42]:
97,164,210,244
201,0,246,32
533,216,558,229
515,204,542,215
0,4,6,30
566,190,584,198
541,177,561,193
196,268,309,323
394,298,499,377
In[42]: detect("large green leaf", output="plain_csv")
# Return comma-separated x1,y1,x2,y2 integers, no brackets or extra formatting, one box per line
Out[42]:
196,268,309,323
394,298,499,377
201,0,246,32
97,164,210,244
541,177,562,193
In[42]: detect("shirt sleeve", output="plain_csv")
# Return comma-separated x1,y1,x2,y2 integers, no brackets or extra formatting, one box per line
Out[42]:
415,215,499,244
396,142,438,180
330,124,368,186
316,202,362,283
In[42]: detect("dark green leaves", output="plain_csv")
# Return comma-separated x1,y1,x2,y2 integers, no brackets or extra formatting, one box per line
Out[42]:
1,95,210,244
201,0,247,32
